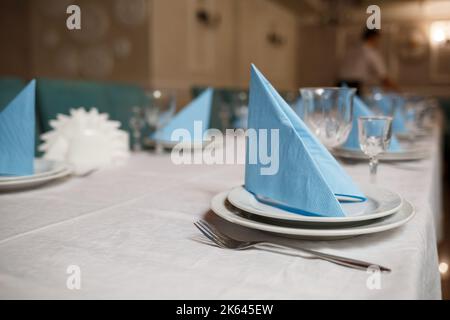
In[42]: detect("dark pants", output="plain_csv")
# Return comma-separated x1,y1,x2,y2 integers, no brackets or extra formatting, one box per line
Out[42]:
336,80,361,96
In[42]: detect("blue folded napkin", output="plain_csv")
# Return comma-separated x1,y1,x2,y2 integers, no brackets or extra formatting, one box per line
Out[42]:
0,80,36,176
154,88,213,142
342,96,401,151
245,65,365,217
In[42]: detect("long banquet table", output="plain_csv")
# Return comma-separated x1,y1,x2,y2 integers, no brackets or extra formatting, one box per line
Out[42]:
0,133,443,299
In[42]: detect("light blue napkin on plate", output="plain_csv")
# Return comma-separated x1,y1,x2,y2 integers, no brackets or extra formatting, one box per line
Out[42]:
0,80,36,176
342,96,401,151
245,65,365,217
154,88,213,142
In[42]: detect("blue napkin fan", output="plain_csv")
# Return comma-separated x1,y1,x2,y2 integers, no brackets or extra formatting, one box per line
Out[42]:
342,96,401,151
367,89,407,134
245,65,365,217
0,80,36,176
154,88,213,142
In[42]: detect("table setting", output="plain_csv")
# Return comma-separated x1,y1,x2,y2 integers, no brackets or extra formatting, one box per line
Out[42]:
202,65,416,269
0,65,443,299
0,80,130,192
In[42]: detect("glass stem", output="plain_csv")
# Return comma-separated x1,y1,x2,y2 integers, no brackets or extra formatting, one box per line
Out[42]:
132,131,141,152
154,124,163,154
369,157,378,184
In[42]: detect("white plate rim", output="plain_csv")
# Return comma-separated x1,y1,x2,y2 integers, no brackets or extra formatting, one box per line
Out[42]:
332,146,429,161
144,138,219,149
0,167,72,189
227,185,403,223
0,159,69,182
212,191,415,237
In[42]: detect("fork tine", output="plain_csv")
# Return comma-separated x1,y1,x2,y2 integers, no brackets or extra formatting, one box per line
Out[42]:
193,222,220,245
196,222,228,247
194,222,226,247
191,235,220,248
198,220,230,244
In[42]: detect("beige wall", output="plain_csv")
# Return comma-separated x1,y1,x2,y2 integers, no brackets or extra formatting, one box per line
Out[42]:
4,0,449,97
296,0,450,96
150,0,301,95
28,0,151,84
0,0,302,98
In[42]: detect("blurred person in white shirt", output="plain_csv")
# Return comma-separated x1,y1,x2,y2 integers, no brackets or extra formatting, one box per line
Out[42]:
337,29,399,95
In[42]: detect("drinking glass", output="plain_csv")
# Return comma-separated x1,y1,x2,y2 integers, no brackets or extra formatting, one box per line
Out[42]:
358,116,393,183
401,95,427,140
145,89,176,153
129,106,146,152
300,87,356,148
231,90,249,129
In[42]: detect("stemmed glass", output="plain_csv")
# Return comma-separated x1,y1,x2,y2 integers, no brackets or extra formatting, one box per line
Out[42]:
358,116,393,183
401,95,426,141
129,106,146,152
300,87,356,148
145,89,176,153
231,90,249,129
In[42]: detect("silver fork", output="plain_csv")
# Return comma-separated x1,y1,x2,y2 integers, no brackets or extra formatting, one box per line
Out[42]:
194,220,391,272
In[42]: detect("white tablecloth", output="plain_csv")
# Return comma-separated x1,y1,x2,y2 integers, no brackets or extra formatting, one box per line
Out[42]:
0,135,442,299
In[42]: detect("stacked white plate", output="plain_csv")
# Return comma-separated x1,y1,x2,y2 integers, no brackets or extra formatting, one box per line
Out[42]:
0,159,72,192
211,185,415,240
332,142,429,161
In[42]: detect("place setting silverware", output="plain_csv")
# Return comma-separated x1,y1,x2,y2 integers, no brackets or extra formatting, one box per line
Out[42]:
193,219,391,272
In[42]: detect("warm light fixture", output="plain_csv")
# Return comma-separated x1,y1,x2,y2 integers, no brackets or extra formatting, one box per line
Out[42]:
439,262,448,274
430,21,449,45
153,90,162,99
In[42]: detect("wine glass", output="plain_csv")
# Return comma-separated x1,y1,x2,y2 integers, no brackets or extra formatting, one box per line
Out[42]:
300,87,356,148
129,106,146,152
231,90,249,129
401,95,427,141
145,89,176,153
358,116,393,184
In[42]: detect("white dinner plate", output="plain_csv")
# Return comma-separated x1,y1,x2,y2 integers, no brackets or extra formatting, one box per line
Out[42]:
0,159,72,192
0,159,68,182
144,138,220,150
211,191,415,240
396,129,431,141
227,185,402,225
332,145,429,161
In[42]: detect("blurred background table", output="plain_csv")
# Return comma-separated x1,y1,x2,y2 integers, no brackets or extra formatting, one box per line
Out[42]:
0,131,442,299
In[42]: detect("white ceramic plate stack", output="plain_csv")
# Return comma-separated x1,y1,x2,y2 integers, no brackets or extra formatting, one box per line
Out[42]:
332,142,430,161
210,185,415,240
0,159,72,192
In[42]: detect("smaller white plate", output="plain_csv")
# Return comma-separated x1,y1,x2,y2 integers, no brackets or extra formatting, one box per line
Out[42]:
396,130,431,141
0,159,72,192
332,145,429,161
227,185,402,224
144,138,219,150
211,191,415,240
0,159,67,182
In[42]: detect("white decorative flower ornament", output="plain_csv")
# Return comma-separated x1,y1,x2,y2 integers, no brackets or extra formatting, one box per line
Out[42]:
39,108,129,175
